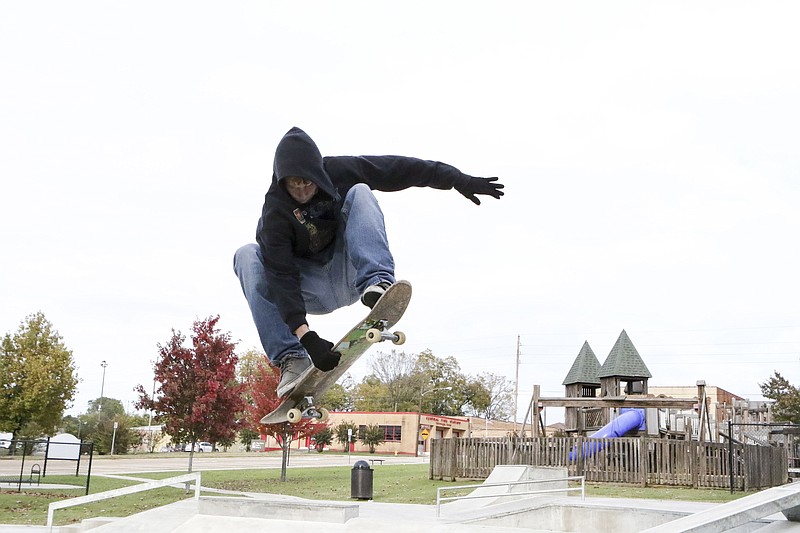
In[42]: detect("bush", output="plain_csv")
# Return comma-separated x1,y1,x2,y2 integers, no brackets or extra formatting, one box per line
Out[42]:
359,424,385,453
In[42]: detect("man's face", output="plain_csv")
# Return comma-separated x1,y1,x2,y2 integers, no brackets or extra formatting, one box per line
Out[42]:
284,176,318,204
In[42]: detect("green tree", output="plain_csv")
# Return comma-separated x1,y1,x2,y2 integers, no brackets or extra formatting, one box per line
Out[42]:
352,376,392,412
354,349,511,417
60,415,82,437
334,420,358,451
368,350,424,411
311,425,333,452
467,373,514,421
321,382,354,412
238,428,260,451
360,424,385,453
237,348,268,384
0,312,79,439
76,397,142,454
759,371,800,423
415,350,468,416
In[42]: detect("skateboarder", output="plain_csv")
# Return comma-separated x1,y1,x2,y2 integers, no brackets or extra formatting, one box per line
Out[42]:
234,127,504,397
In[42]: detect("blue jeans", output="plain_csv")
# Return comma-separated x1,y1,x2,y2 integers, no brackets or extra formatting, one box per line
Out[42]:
233,184,395,365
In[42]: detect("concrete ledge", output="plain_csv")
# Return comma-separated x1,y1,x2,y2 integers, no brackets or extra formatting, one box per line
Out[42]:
641,482,800,532
59,517,120,532
198,496,359,523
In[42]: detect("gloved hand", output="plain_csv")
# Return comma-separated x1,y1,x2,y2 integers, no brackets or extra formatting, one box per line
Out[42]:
300,331,341,371
455,176,505,205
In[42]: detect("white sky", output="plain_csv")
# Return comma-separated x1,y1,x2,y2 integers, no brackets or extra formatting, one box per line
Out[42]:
2,2,799,423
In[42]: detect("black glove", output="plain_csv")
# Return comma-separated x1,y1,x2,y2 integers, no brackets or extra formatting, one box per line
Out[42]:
455,176,504,205
300,331,341,371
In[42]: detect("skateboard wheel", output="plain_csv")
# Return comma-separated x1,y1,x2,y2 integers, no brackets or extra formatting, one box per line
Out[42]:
392,331,406,345
287,408,302,423
317,408,329,423
366,328,382,343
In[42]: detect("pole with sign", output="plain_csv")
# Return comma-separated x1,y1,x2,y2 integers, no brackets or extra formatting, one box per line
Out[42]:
347,428,353,464
111,421,118,455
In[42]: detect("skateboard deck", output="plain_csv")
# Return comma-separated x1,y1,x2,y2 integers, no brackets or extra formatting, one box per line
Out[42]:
260,280,412,425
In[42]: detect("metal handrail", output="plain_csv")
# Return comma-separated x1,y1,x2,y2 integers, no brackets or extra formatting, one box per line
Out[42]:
436,475,585,517
47,472,201,528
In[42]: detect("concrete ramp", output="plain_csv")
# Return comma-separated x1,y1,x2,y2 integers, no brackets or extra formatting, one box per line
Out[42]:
442,465,568,514
642,481,800,532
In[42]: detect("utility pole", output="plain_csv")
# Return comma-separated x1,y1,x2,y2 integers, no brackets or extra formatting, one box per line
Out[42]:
99,360,108,411
514,335,520,434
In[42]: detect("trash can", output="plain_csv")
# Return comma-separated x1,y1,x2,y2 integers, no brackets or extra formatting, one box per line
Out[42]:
351,460,373,500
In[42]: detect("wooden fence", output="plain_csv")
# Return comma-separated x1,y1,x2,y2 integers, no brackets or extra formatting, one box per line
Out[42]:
429,437,788,490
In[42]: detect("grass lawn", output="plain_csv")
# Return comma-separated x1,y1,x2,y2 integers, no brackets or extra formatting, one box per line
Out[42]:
0,463,757,526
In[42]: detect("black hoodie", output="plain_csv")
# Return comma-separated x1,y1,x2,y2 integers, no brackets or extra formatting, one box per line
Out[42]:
257,127,472,332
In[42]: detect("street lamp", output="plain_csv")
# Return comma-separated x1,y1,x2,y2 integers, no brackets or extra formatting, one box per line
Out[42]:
99,360,108,409
416,386,452,457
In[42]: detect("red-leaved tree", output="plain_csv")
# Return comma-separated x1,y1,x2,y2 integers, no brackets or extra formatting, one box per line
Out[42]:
242,358,328,480
136,315,244,471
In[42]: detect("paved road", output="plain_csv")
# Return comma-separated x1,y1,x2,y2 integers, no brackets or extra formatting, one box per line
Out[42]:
0,452,427,476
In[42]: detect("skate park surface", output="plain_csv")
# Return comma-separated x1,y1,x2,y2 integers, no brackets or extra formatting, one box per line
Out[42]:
4,456,800,533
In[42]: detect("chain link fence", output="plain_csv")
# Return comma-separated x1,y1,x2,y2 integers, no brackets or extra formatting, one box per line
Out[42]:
728,422,800,479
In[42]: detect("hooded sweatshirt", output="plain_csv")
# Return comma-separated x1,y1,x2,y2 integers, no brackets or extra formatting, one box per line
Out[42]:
257,127,473,332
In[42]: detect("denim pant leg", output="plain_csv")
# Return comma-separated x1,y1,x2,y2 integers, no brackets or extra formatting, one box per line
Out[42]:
233,243,305,365
298,184,397,312
341,183,396,294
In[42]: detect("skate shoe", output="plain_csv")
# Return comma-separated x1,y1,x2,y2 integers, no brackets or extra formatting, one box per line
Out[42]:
277,354,314,397
360,281,393,309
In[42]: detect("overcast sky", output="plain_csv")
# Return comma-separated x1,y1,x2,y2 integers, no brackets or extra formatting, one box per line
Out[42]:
2,2,799,424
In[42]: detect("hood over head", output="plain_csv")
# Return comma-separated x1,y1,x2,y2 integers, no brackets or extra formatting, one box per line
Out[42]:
272,127,337,200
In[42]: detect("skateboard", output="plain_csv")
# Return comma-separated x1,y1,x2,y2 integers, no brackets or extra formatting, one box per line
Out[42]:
260,280,412,425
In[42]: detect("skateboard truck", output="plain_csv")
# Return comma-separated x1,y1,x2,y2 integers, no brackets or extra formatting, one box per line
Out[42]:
287,396,330,424
365,320,406,345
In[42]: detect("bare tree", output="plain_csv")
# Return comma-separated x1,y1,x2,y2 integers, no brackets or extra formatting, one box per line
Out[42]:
367,350,424,411
473,373,514,421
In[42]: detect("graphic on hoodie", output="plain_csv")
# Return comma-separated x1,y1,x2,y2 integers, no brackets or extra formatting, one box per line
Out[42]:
292,198,338,254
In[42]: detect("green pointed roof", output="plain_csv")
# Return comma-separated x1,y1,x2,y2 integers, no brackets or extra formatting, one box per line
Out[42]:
598,329,652,379
562,341,602,386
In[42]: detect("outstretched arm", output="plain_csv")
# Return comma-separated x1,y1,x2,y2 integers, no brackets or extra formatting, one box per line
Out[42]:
332,156,504,205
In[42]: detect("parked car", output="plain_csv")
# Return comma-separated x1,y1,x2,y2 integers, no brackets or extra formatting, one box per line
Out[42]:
184,441,216,452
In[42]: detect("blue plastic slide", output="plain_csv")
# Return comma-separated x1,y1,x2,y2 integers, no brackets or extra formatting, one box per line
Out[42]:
569,408,646,460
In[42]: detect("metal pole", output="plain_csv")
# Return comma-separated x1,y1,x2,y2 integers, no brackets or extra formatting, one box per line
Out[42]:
100,360,108,406
514,335,520,434
729,419,734,494
147,379,155,452
86,442,94,496
416,385,423,458
17,443,26,492
111,421,118,455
